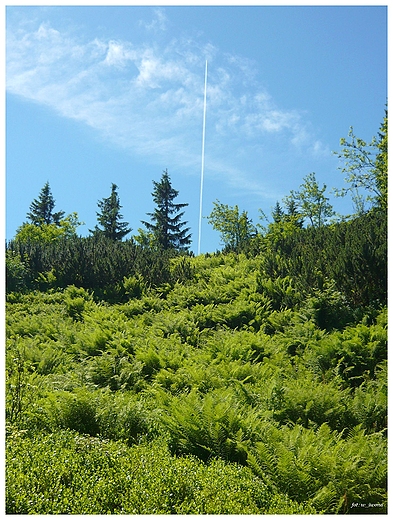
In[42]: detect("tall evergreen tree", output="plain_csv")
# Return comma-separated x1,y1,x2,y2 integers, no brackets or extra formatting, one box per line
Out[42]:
27,182,65,226
272,201,285,223
283,197,304,228
91,183,131,241
142,170,191,251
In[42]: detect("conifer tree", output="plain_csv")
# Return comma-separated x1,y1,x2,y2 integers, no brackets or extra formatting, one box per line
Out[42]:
27,182,65,226
272,201,284,223
91,183,131,241
283,197,304,228
142,169,191,251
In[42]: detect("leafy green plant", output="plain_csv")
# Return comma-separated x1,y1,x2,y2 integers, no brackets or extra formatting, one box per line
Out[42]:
247,422,387,514
6,340,38,426
256,275,301,311
64,285,93,321
6,250,30,292
6,430,317,514
44,388,100,436
157,387,263,464
5,232,387,515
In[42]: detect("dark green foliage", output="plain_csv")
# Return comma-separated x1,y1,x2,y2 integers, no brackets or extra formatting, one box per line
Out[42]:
142,169,191,251
272,201,285,223
261,209,387,309
6,250,30,292
26,181,65,226
5,235,182,299
90,183,131,241
49,388,100,435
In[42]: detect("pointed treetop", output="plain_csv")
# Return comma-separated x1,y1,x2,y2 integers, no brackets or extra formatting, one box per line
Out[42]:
142,169,191,251
91,183,131,241
27,181,65,226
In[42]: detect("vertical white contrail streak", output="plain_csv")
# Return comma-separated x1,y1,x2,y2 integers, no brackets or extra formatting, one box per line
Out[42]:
198,60,208,256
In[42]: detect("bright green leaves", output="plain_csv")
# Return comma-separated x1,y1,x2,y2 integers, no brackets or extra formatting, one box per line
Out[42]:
333,110,388,213
248,423,387,514
15,212,83,244
207,200,256,252
5,250,387,514
284,172,335,228
6,430,317,514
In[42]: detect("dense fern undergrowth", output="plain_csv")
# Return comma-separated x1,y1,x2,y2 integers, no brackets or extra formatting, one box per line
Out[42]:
6,214,387,514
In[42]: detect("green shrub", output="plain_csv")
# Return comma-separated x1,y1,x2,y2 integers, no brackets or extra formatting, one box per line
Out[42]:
122,274,145,299
6,250,30,292
6,430,317,514
85,349,143,391
270,371,353,431
314,313,387,387
5,245,387,515
5,340,42,426
247,422,387,514
157,387,262,464
303,279,353,330
44,388,100,436
95,391,157,444
350,361,387,432
257,275,301,311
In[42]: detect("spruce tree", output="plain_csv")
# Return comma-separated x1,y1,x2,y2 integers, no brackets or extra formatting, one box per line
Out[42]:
284,197,304,228
272,201,284,223
91,183,131,241
142,169,191,251
27,182,65,226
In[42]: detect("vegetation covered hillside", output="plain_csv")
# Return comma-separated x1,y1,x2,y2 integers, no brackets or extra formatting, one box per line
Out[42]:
5,115,387,514
6,222,387,513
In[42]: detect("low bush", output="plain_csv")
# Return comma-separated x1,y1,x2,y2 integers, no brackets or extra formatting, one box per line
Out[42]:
6,430,317,514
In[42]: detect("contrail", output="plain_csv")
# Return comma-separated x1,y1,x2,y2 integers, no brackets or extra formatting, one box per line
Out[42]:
198,60,208,256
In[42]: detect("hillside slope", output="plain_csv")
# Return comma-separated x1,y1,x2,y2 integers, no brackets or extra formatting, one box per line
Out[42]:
6,247,387,514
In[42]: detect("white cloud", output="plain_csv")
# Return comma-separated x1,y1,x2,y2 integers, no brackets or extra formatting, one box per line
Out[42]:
6,17,327,199
311,139,330,158
104,41,133,67
139,8,168,32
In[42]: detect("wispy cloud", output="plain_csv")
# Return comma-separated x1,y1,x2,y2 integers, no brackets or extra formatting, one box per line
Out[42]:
139,8,168,32
6,13,327,198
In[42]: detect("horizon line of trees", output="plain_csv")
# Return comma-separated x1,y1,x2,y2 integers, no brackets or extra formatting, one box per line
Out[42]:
6,113,387,307
13,169,192,252
9,111,387,254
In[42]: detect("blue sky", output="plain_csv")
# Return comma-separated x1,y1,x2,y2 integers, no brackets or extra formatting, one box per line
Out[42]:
5,4,387,253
